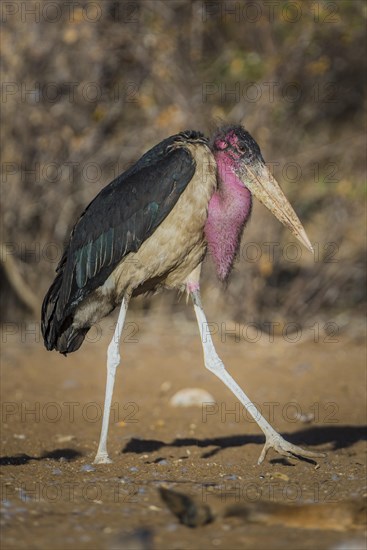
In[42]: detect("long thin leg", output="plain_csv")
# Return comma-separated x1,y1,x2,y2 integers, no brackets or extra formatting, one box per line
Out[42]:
190,288,325,464
93,297,129,464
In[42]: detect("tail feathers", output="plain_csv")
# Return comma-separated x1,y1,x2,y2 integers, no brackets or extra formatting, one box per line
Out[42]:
54,324,89,355
42,271,63,351
41,271,88,355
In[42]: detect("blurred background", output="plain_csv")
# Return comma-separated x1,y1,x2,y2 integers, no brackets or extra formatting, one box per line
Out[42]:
1,0,366,330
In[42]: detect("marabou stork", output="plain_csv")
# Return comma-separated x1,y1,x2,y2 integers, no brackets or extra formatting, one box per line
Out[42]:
42,125,324,465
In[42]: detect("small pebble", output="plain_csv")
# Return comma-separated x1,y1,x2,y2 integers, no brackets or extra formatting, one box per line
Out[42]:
169,388,215,407
55,435,75,443
80,464,95,473
297,412,315,424
271,472,290,482
166,523,178,532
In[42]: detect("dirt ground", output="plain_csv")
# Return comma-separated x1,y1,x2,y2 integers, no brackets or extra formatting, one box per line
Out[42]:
1,310,366,550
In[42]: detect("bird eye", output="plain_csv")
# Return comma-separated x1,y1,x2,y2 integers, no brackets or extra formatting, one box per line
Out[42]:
237,142,247,153
237,144,255,162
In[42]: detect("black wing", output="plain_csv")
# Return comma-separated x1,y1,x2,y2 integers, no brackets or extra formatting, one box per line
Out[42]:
42,131,205,350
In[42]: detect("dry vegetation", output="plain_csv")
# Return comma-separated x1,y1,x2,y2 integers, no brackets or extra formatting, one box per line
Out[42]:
1,0,366,327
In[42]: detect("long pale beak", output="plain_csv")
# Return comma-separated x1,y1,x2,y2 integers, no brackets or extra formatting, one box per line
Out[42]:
239,162,313,253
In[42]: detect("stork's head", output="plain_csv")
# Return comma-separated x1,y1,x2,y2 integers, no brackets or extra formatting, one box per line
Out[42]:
212,125,313,252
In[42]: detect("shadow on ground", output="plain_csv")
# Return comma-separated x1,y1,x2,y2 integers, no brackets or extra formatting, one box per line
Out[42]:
0,448,82,466
122,425,367,459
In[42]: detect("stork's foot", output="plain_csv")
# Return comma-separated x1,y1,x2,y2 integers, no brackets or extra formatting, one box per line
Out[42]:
258,433,326,465
93,452,113,465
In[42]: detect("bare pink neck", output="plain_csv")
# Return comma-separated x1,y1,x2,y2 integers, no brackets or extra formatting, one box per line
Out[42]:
205,152,252,280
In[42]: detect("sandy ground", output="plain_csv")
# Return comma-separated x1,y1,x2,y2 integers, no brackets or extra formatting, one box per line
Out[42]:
1,310,366,550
